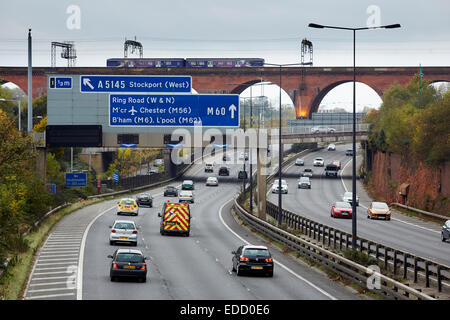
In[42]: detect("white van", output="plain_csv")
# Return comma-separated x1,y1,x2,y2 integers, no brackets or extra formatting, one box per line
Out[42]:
205,163,214,172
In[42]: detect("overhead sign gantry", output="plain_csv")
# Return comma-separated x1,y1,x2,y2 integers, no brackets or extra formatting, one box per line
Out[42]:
46,74,240,148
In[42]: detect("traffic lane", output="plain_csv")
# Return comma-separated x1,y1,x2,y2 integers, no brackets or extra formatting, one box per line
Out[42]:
279,146,450,266
179,182,344,300
81,152,218,299
82,160,353,300
217,199,360,300
83,175,253,300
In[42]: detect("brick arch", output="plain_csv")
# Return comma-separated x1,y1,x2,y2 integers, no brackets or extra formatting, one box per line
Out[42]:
0,74,46,98
309,79,383,114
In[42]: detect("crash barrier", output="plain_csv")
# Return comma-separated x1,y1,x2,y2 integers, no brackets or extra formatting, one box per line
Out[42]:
265,201,450,295
233,198,434,300
390,203,449,222
262,145,449,296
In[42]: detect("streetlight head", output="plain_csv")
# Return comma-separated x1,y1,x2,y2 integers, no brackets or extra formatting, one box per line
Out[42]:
384,23,401,29
308,23,325,29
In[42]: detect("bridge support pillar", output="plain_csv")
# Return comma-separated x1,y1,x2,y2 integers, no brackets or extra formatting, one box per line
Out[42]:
163,148,177,178
36,147,46,181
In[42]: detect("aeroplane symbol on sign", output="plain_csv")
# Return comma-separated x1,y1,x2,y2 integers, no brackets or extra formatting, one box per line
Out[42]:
129,106,138,116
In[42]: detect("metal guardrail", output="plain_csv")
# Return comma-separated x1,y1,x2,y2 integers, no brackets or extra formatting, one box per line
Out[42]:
390,202,449,221
233,198,434,300
281,124,371,135
265,202,449,294
262,146,449,296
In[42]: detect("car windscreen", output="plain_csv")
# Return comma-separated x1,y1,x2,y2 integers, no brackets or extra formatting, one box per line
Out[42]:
304,169,312,172
373,203,389,210
138,195,150,199
300,178,309,182
120,200,135,205
336,202,351,208
243,248,270,257
115,253,143,263
114,223,135,229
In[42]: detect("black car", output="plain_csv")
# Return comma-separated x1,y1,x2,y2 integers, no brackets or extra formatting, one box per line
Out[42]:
164,186,178,197
442,220,450,242
108,249,148,282
181,180,194,190
232,245,273,277
218,166,230,176
136,193,153,207
238,170,248,179
345,149,353,156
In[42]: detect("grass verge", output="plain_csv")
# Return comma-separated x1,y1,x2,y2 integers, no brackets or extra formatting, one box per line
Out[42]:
0,197,110,300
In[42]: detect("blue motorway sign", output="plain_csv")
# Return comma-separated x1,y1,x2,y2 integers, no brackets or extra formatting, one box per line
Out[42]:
113,172,119,182
65,173,87,187
109,94,239,127
49,77,72,89
80,75,191,93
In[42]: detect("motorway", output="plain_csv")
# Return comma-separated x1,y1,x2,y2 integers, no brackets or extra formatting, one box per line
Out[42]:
268,144,450,267
24,150,360,300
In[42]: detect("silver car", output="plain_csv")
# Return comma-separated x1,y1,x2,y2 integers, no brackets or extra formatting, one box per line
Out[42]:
442,220,450,242
109,220,138,246
298,177,311,189
342,191,359,206
179,190,194,203
206,176,219,186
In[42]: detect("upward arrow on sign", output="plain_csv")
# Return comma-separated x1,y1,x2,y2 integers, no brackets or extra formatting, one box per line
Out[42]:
229,104,237,119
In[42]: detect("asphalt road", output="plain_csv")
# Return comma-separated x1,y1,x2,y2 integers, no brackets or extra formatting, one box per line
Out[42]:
268,144,450,266
78,151,359,300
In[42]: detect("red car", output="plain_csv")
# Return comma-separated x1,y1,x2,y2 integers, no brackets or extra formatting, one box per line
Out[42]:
331,202,353,219
332,160,341,170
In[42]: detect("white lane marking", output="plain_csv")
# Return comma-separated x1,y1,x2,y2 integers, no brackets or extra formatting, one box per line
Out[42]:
218,199,338,300
76,152,221,300
25,293,75,300
77,205,116,300
340,156,440,234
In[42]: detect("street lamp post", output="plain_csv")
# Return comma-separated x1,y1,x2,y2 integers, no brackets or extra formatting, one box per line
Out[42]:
262,62,311,226
308,22,400,248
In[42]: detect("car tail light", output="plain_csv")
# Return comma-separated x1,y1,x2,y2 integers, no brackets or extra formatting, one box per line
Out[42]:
132,230,137,234
265,258,273,262
112,262,118,269
240,256,249,261
111,229,116,233
119,206,123,210
140,263,146,270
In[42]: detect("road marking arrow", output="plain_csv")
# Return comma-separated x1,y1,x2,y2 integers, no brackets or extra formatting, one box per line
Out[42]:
83,78,94,90
229,104,237,119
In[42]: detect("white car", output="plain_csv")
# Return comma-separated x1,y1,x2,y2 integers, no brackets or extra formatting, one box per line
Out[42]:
311,126,336,134
313,157,324,167
206,177,218,186
179,190,194,203
109,220,138,246
327,144,336,151
342,191,359,206
271,179,288,194
205,163,214,172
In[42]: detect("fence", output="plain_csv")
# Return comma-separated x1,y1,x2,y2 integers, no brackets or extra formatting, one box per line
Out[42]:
233,198,434,300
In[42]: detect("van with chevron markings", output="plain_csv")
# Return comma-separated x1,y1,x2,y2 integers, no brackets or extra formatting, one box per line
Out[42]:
158,201,191,237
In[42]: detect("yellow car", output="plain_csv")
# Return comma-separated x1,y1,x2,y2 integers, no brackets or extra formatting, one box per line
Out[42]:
117,198,139,216
367,202,391,220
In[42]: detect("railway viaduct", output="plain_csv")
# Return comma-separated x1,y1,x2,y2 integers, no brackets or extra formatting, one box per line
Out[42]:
0,66,449,118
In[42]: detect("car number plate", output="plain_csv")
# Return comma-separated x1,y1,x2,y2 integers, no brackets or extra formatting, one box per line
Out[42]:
124,265,135,269
342,212,348,216
251,266,263,270
119,236,128,239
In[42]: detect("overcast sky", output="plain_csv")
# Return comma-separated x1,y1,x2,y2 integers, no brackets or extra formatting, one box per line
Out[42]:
1,0,449,111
